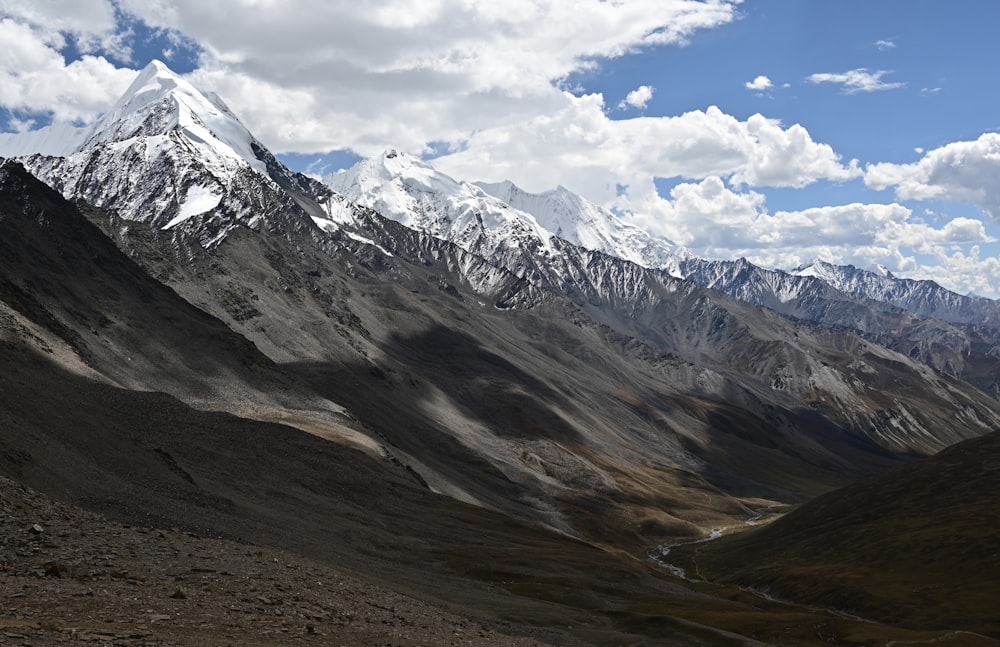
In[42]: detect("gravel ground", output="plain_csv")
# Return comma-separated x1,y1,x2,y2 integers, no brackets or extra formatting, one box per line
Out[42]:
0,476,552,647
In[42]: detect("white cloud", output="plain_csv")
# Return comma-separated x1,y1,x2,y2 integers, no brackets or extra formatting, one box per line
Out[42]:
106,0,743,154
0,18,136,124
807,68,904,94
865,133,1000,220
0,0,117,42
876,216,994,252
757,203,912,248
875,39,896,51
433,95,859,208
920,246,1000,297
0,0,136,61
745,75,772,91
7,115,35,132
619,85,654,110
625,176,766,247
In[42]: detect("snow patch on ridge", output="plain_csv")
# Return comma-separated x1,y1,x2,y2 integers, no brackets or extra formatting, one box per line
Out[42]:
163,184,223,229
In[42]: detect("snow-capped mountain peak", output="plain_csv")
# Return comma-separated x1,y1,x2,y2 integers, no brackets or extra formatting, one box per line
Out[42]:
78,59,266,175
3,60,305,242
475,179,684,277
869,263,894,279
326,150,689,279
789,259,839,281
790,259,894,285
325,149,559,265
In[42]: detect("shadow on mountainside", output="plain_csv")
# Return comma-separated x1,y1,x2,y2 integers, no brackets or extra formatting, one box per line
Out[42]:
3,346,973,647
5,343,841,647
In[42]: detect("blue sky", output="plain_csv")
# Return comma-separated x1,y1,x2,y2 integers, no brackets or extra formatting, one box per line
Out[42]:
1,0,999,296
578,1,998,161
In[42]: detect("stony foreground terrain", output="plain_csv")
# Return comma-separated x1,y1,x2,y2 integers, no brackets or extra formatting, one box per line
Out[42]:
0,476,552,647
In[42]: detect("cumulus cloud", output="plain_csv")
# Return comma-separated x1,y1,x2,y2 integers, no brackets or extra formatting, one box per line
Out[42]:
745,75,772,91
106,0,743,154
433,95,859,207
876,216,994,252
0,0,117,43
865,133,1000,220
807,68,904,94
0,18,136,124
875,39,896,50
430,94,864,268
619,85,654,110
922,246,1000,297
0,0,136,62
624,176,766,247
662,200,915,261
756,203,912,248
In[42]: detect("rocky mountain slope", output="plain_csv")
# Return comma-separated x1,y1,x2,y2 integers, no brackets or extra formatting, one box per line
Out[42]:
6,61,999,504
0,161,723,646
681,256,1000,395
453,174,1000,394
1,481,554,647
323,149,1000,457
791,259,1000,326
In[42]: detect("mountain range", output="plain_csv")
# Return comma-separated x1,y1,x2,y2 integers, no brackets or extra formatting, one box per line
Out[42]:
1,60,998,646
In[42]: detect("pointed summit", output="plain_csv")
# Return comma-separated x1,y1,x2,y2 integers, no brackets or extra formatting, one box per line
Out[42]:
7,59,313,240
82,60,190,145
791,259,896,284
0,60,193,159
79,60,266,175
789,258,839,281
868,263,894,279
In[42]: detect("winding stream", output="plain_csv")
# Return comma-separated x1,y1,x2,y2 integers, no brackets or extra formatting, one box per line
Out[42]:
648,509,996,645
649,504,781,581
